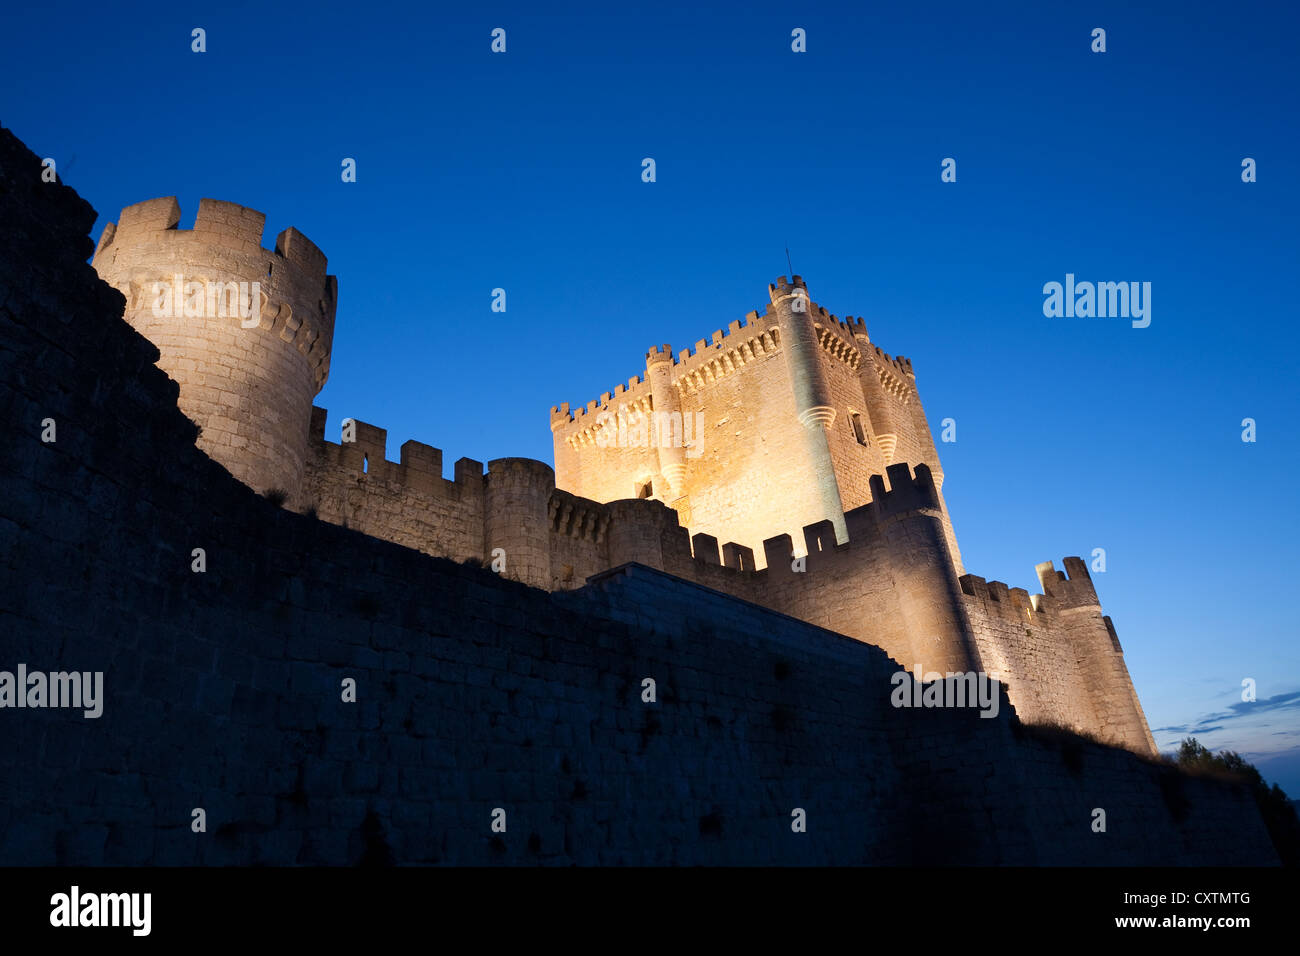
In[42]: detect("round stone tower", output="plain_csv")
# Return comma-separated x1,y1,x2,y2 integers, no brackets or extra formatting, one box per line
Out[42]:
769,275,848,544
91,197,337,502
644,345,686,497
484,458,557,589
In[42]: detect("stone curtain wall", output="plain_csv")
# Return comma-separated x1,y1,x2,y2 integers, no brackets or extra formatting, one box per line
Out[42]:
959,561,1158,755
302,408,488,566
296,401,1158,758
0,126,1278,865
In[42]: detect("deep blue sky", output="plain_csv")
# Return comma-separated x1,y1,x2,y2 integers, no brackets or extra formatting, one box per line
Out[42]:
5,1,1297,790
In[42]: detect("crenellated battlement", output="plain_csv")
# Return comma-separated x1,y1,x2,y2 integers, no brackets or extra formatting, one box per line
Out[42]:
957,554,1153,752
869,462,943,517
301,432,1145,746
307,406,484,499
843,314,870,338
546,462,959,594
869,343,914,378
548,488,611,543
809,305,860,346
550,307,788,441
869,347,915,401
768,274,808,298
672,309,772,363
646,343,674,366
550,371,653,435
959,559,1104,626
671,317,781,394
1035,557,1101,608
960,572,1050,627
954,559,1097,625
814,321,862,369
93,198,336,387
815,310,914,379
550,278,921,447
552,391,655,449
97,197,331,281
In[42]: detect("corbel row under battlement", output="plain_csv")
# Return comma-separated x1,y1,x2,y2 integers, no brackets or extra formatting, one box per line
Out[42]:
668,312,777,372
549,313,784,437
870,347,915,398
549,374,655,438
558,394,654,450
669,322,781,395
812,318,916,391
548,286,921,445
814,323,862,370
548,489,611,543
777,289,914,381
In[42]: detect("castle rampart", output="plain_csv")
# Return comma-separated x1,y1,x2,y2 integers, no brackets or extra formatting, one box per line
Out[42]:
301,404,1153,752
296,397,1168,755
84,189,1155,757
958,560,1157,753
302,407,486,566
92,197,337,502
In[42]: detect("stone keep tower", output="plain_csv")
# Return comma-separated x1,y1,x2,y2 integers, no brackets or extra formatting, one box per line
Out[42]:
551,275,962,571
92,198,337,502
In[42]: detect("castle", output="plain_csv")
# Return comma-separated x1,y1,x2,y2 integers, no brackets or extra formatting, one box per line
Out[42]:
6,124,1283,866
90,196,1157,757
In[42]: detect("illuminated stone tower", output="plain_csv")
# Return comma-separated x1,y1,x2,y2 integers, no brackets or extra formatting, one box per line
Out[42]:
92,197,337,503
551,275,960,570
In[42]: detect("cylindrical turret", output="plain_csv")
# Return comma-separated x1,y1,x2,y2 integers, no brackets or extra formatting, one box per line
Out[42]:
603,498,681,571
484,458,556,589
91,197,337,504
770,276,847,543
644,345,687,497
850,325,901,464
872,464,981,674
901,362,963,573
770,276,834,428
1038,558,1158,755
